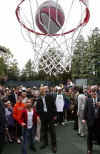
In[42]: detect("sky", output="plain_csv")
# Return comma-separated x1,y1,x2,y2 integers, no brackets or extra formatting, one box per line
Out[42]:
0,0,99,70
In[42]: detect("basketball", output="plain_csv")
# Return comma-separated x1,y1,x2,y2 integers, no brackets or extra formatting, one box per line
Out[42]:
35,0,65,34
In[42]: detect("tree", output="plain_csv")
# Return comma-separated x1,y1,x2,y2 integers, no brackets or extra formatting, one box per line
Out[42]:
0,57,7,78
0,46,13,80
7,59,20,80
0,46,13,66
0,45,20,84
87,27,100,84
71,35,87,79
20,59,36,80
71,27,100,85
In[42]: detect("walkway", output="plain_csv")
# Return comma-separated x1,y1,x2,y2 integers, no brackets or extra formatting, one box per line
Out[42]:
3,123,100,154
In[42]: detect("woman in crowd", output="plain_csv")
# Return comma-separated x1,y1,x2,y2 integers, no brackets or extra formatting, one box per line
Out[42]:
13,92,25,143
4,100,15,143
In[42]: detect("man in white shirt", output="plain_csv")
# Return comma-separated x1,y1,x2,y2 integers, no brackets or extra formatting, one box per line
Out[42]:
55,87,64,126
77,87,86,137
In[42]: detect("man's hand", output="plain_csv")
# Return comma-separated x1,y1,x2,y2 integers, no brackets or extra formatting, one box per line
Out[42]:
77,112,79,116
5,128,8,131
53,116,57,121
96,102,100,107
82,120,86,124
21,122,26,127
37,116,41,123
5,128,8,135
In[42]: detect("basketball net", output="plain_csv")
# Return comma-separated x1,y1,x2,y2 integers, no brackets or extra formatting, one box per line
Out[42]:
16,0,90,75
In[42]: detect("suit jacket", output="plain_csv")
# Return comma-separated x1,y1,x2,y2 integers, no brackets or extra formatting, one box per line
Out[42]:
8,92,16,106
0,100,7,136
36,94,57,121
83,96,100,127
78,94,86,119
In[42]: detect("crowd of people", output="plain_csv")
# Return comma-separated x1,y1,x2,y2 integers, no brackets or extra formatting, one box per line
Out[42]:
0,83,100,154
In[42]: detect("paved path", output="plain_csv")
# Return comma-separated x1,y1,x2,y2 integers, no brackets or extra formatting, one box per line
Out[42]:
3,123,100,154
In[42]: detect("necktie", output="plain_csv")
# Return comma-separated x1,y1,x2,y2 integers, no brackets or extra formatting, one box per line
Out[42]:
42,96,47,112
93,98,96,108
93,98,99,118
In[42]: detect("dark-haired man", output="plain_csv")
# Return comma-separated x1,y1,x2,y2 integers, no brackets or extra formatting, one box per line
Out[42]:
82,89,100,154
0,99,8,154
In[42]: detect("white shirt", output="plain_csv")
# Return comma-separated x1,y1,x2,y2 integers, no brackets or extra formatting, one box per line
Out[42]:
27,110,33,129
78,94,86,112
22,97,28,104
56,94,64,112
42,96,47,112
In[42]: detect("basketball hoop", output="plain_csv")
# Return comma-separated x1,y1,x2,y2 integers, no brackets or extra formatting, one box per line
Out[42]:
16,0,90,75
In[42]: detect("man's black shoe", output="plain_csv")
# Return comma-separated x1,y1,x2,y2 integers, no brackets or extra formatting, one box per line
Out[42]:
40,144,48,149
77,133,80,136
30,146,37,152
87,150,92,154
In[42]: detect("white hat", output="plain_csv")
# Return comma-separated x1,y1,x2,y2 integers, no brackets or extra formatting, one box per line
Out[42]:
22,87,26,91
56,86,62,90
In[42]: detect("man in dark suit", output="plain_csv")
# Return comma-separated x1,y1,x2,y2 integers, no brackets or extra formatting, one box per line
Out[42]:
82,89,100,154
36,86,57,153
0,99,8,154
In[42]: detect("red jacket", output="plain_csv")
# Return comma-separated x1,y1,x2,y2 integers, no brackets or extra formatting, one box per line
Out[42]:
13,102,25,122
19,108,38,128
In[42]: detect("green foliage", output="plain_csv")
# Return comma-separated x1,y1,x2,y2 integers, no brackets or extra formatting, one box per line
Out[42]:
7,59,20,80
20,59,37,80
71,27,100,85
0,45,20,81
0,57,7,77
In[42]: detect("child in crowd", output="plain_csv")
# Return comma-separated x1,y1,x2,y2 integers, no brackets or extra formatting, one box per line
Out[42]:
19,98,40,154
